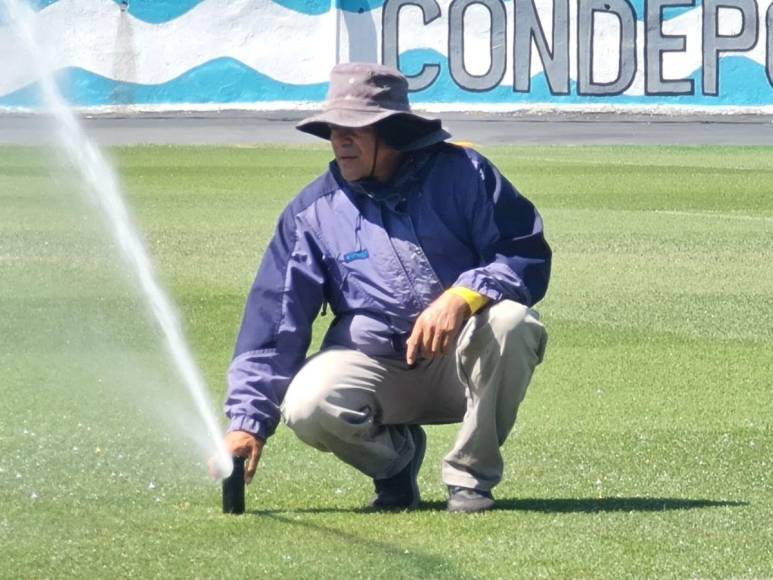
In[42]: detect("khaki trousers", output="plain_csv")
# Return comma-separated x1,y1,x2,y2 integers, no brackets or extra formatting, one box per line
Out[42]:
281,300,547,491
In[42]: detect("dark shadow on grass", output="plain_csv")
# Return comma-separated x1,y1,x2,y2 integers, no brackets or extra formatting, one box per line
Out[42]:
489,497,748,513
247,497,746,515
249,511,459,577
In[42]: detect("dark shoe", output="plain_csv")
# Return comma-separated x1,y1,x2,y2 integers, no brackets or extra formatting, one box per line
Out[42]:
369,425,426,510
447,485,495,513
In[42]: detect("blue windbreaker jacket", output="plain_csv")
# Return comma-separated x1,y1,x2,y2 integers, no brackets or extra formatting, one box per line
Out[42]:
225,143,551,440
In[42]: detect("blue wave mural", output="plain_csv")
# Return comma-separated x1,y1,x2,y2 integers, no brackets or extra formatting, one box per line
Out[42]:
22,0,702,21
1,50,769,109
0,57,327,108
28,0,205,22
1,0,767,110
23,0,381,19
111,0,204,24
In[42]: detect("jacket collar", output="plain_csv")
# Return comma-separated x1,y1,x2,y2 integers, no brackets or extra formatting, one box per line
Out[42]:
330,145,437,210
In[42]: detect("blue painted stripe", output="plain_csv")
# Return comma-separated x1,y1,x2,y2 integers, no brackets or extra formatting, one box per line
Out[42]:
0,57,328,107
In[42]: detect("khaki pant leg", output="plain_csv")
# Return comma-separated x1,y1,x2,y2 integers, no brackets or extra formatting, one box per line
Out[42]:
442,300,547,491
281,347,434,480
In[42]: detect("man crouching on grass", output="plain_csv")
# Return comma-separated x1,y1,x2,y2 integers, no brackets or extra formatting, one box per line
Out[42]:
216,63,551,513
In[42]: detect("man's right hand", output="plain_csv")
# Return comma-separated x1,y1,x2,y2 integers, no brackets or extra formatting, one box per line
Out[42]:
211,430,265,484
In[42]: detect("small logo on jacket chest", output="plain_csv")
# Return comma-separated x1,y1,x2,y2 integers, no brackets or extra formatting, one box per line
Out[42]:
343,249,369,263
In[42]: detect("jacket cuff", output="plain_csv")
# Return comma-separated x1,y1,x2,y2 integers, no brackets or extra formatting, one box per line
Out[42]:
446,287,490,315
228,415,269,441
452,270,505,303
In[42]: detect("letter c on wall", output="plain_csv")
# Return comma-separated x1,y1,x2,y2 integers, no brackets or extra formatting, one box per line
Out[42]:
382,0,442,91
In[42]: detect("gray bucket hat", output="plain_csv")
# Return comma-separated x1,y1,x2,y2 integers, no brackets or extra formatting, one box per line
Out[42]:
296,62,450,151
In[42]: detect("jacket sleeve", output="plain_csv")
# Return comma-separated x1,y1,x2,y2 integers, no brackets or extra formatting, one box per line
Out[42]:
224,206,325,441
452,151,551,307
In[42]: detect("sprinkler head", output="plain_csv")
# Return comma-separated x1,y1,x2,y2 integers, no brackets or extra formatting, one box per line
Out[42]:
222,456,245,514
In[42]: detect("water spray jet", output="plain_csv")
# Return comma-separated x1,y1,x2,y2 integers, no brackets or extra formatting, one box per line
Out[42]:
5,0,232,481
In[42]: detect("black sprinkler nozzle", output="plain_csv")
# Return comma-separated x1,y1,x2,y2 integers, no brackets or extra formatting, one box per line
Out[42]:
222,456,245,514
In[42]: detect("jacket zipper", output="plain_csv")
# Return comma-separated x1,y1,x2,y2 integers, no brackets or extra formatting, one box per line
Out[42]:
380,205,426,311
405,210,444,292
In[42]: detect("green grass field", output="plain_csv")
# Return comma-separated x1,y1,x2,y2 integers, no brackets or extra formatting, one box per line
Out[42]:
1,144,771,578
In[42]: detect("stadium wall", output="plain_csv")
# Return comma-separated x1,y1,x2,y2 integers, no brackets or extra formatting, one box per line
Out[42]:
1,0,772,112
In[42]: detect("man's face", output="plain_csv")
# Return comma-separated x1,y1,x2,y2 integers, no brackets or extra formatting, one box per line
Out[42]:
329,125,379,182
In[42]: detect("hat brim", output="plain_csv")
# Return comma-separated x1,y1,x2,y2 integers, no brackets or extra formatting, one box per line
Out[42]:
296,108,442,141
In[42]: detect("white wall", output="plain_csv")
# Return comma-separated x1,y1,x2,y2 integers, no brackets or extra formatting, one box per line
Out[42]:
1,0,771,111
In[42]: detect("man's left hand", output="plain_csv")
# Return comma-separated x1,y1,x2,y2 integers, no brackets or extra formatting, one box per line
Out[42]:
406,291,471,365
